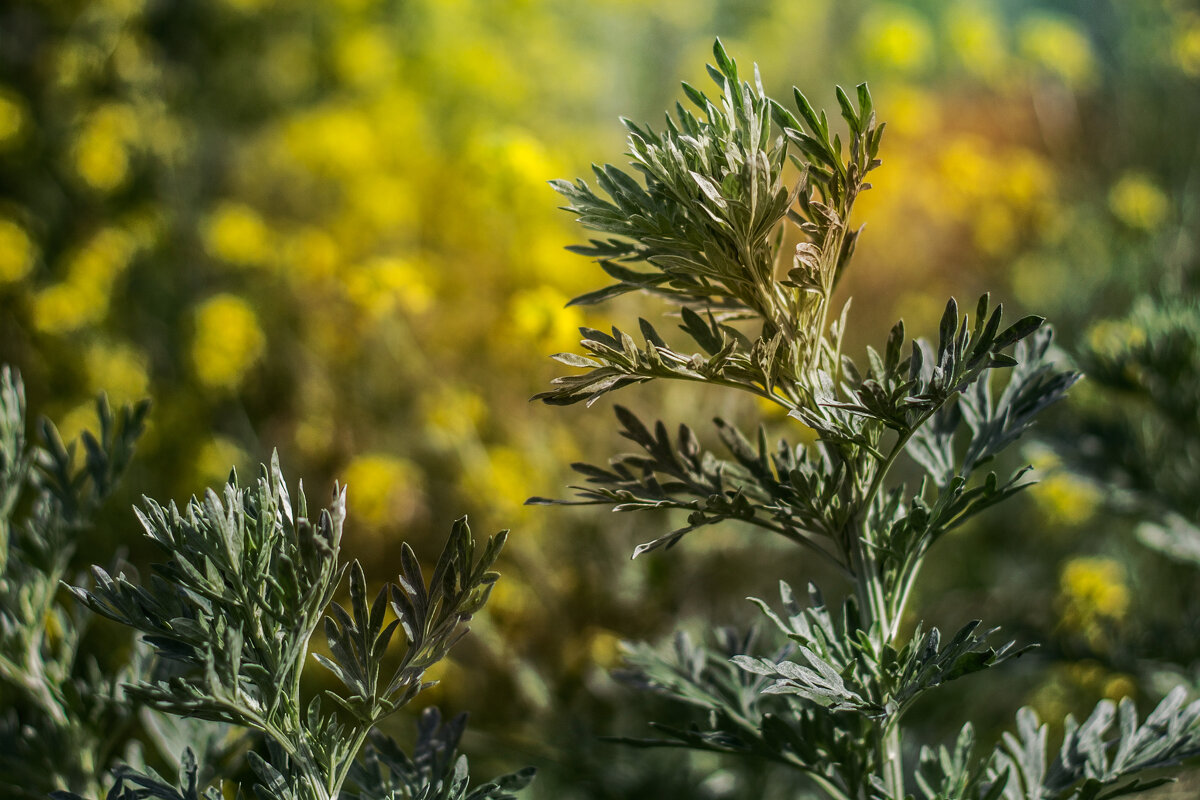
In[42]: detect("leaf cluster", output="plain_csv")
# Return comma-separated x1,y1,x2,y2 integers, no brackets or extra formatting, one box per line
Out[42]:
60,452,522,800
0,366,151,799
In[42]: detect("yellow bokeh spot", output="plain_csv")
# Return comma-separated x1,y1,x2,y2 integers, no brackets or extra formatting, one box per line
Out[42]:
0,217,37,282
422,384,487,447
344,256,433,318
972,204,1016,256
1173,15,1200,76
283,105,379,177
73,105,138,191
487,576,534,624
1108,172,1169,231
1002,151,1053,208
54,402,102,453
939,136,997,200
1103,674,1136,701
586,627,623,670
261,33,317,100
860,6,935,74
194,436,249,487
345,173,416,234
69,227,137,290
510,285,583,354
1031,473,1100,527
467,445,534,517
1059,557,1130,632
342,453,422,527
83,340,149,405
191,294,266,390
33,227,136,334
0,91,28,146
1087,318,1146,357
33,282,104,334
880,85,938,139
204,202,273,268
946,2,1009,82
284,227,341,283
1018,14,1096,88
334,27,395,88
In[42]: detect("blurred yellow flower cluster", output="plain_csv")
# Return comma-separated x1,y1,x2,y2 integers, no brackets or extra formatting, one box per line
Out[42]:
0,218,37,283
191,294,266,391
1058,556,1130,645
34,227,139,335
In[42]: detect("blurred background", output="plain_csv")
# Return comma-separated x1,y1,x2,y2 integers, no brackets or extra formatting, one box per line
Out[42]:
0,0,1197,796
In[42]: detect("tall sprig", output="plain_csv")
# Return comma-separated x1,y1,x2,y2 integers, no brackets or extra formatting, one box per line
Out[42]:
534,40,1200,800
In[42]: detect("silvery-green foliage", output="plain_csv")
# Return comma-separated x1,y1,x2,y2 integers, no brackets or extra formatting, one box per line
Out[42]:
988,688,1200,800
0,365,150,799
534,40,1200,800
345,708,535,800
1056,296,1200,564
60,457,522,800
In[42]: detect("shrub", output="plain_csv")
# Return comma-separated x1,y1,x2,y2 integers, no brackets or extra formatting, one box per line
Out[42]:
532,40,1200,799
0,365,532,799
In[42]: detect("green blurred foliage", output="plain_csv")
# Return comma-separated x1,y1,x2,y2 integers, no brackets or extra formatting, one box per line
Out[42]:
0,0,1197,797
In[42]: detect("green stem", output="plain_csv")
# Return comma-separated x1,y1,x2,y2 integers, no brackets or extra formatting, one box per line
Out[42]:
879,723,905,800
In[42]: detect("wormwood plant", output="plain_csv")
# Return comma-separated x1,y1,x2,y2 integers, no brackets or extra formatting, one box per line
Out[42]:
59,467,532,800
0,367,532,799
0,366,150,799
532,40,1200,799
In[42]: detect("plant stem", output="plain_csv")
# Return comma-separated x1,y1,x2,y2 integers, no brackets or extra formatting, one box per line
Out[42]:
879,723,905,800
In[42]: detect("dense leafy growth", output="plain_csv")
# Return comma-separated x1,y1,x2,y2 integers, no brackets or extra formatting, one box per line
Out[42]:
534,40,1200,799
0,365,529,799
0,366,149,799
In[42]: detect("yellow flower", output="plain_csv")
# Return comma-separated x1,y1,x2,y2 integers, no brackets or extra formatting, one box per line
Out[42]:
344,174,416,234
510,285,583,354
283,227,341,283
194,436,249,487
939,136,998,201
880,85,938,139
946,2,1008,82
341,453,422,527
33,282,102,334
191,294,266,390
1172,14,1200,77
972,204,1017,256
1059,557,1130,632
282,105,378,177
334,27,394,88
1031,473,1100,527
344,256,433,318
465,445,534,519
422,384,487,447
1108,173,1169,231
83,340,149,404
859,6,935,74
0,217,37,282
69,227,137,291
0,90,28,147
32,227,137,334
1018,14,1096,88
1001,151,1053,209
1087,318,1146,357
203,202,273,268
72,105,138,191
